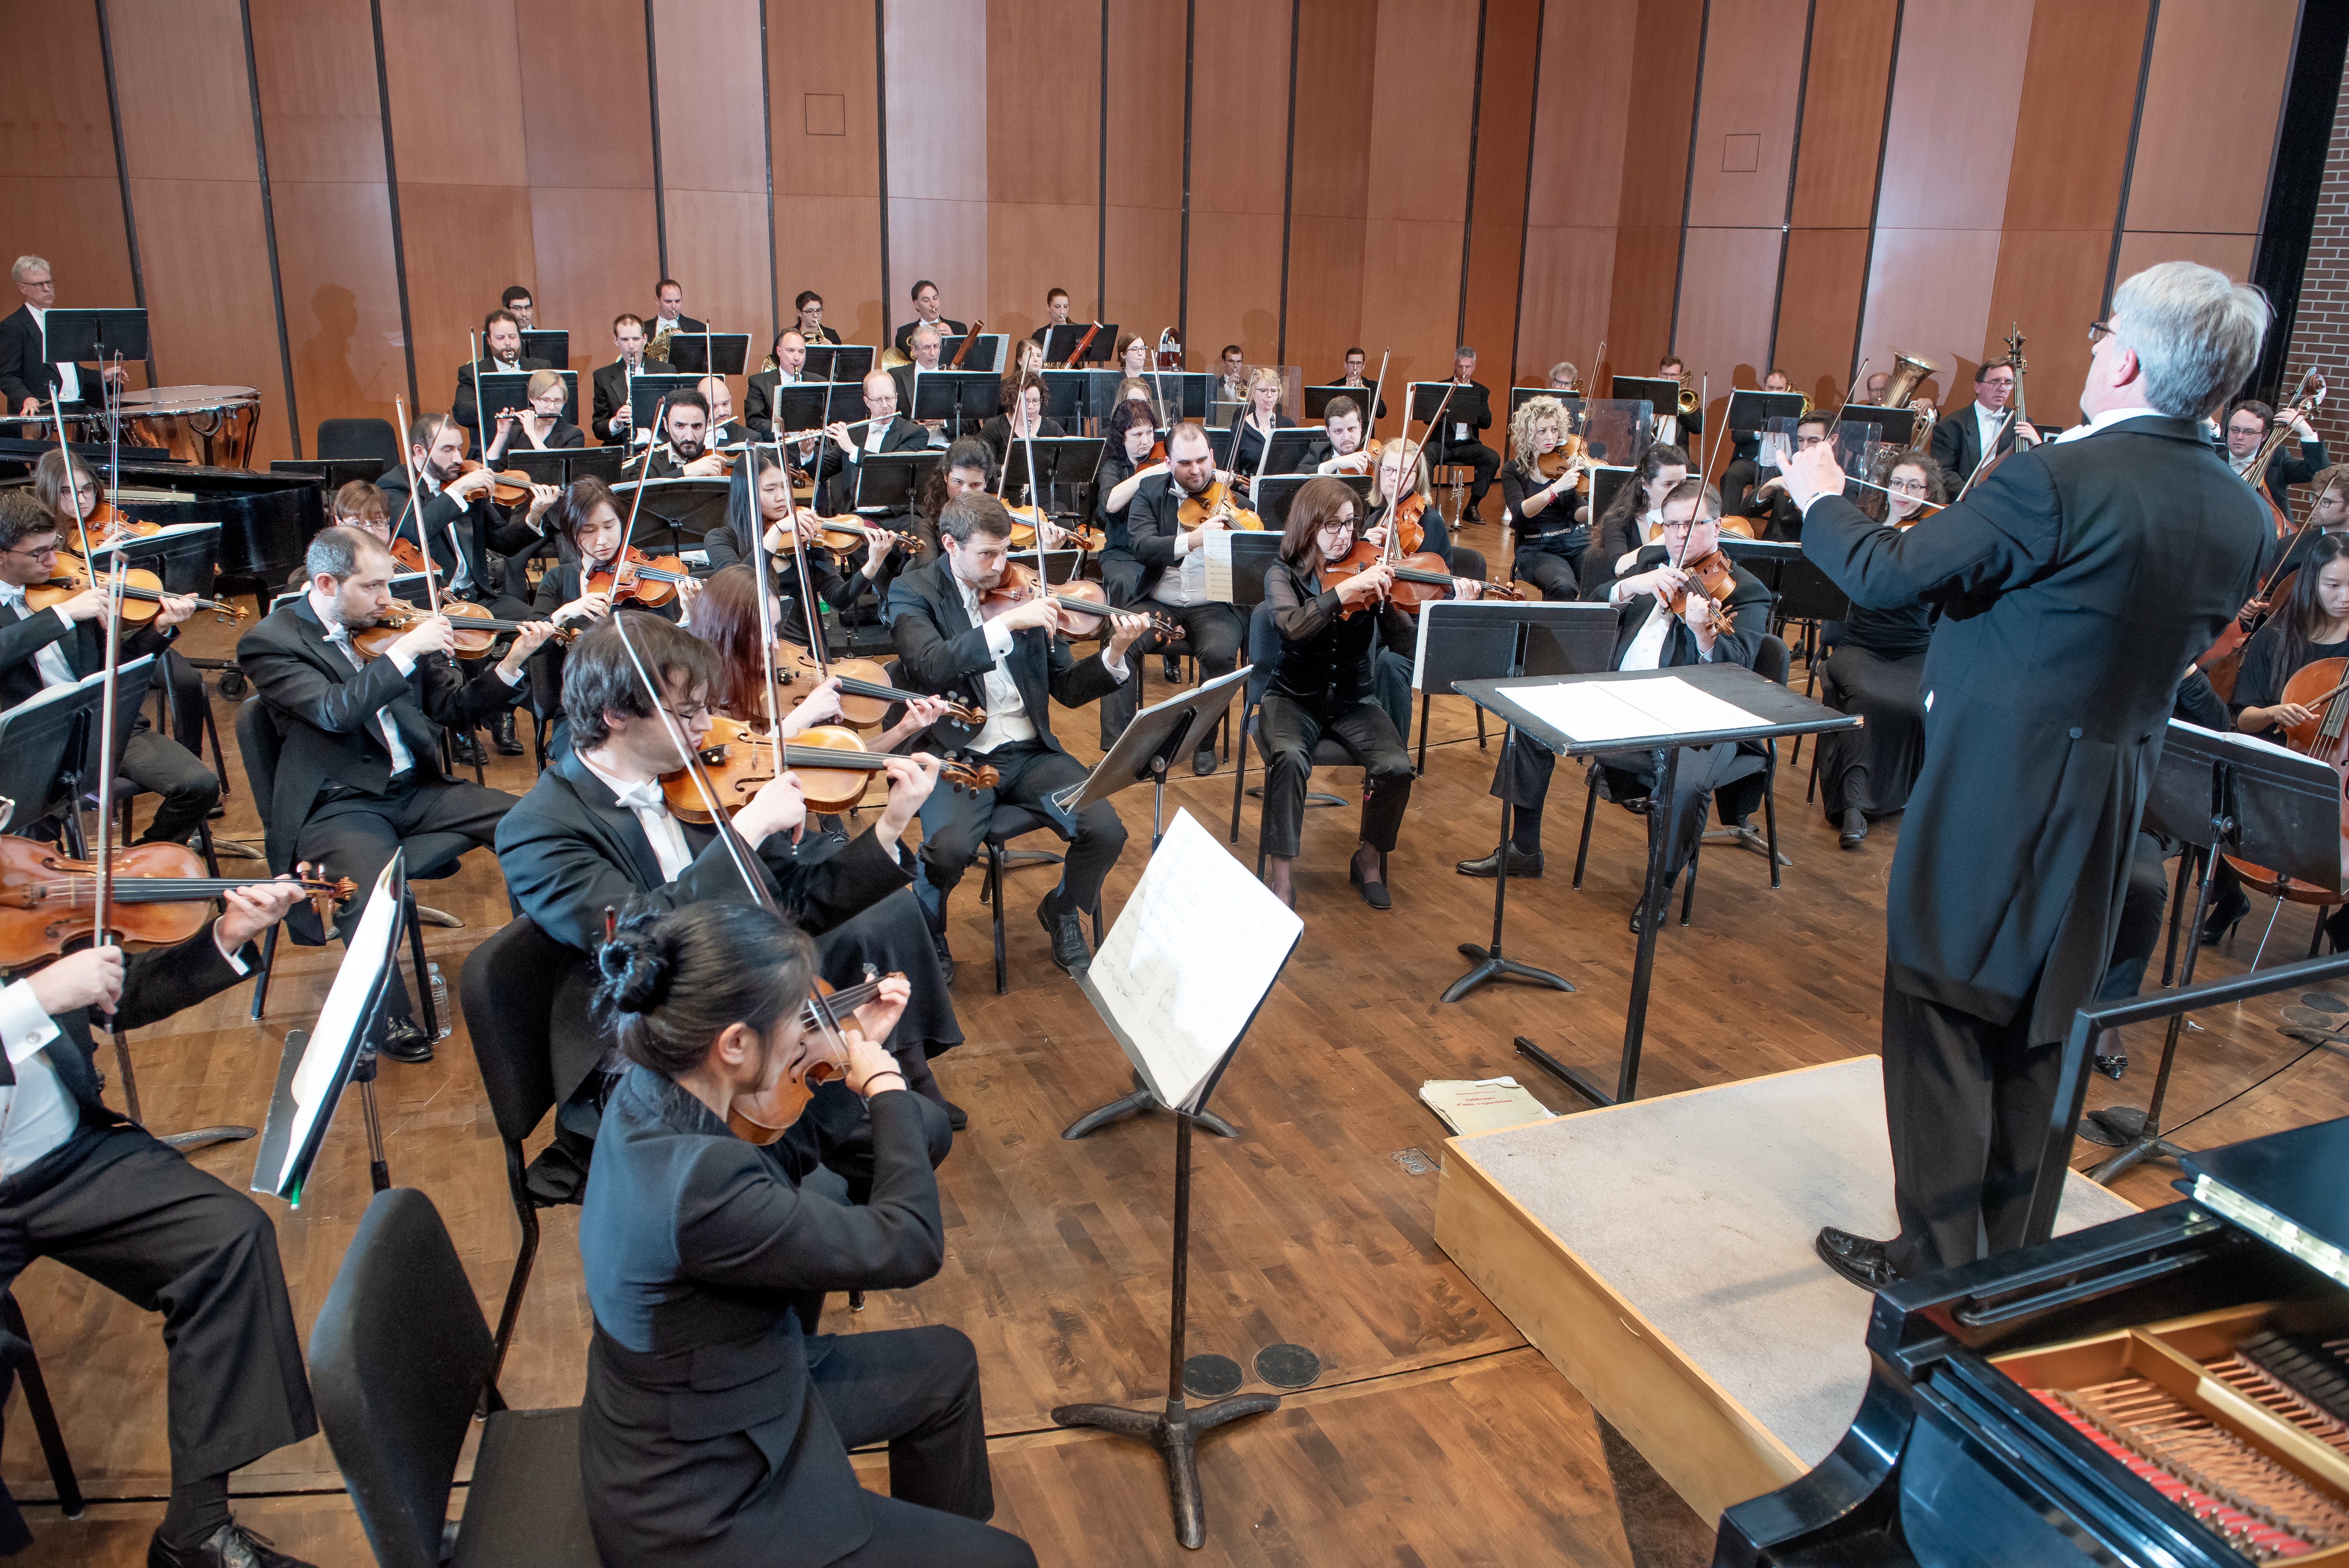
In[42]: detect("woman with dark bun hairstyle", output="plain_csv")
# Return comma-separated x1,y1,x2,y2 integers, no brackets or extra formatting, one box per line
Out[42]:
577,900,1034,1568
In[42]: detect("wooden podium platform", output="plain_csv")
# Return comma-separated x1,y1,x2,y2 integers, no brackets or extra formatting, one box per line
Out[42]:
1433,1057,2140,1526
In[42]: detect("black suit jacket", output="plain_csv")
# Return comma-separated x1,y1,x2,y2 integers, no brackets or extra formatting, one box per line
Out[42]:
1802,413,2266,1042
743,368,797,436
1430,379,1494,449
1928,405,2023,487
829,415,933,514
0,599,172,713
375,467,539,589
590,357,678,444
2249,435,2329,518
1606,545,1770,673
494,749,911,1098
235,597,518,871
885,554,1126,757
0,306,97,408
891,317,967,357
452,356,556,434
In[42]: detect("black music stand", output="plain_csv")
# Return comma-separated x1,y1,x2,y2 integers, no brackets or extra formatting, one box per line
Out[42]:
1610,376,1681,429
663,332,749,377
1457,666,1854,1106
517,329,568,367
937,332,1003,374
269,456,383,497
478,369,578,429
40,309,148,372
849,450,939,516
801,344,872,384
1301,384,1383,420
626,374,700,437
909,370,997,442
1431,608,1614,1003
1408,380,1489,430
1511,387,1584,416
1253,472,1369,532
94,523,222,599
252,855,410,1202
775,382,868,435
1220,427,1317,479
1042,323,1118,365
1000,435,1104,510
1837,403,1920,448
2073,721,2340,1181
1039,369,1093,424
1050,809,1297,1549
609,477,729,552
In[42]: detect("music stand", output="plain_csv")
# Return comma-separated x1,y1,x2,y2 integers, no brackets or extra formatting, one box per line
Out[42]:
2073,721,2342,1181
1253,472,1369,532
517,329,568,367
1837,403,1919,448
479,369,579,430
1723,391,1805,444
774,382,868,437
1222,427,1317,477
937,332,1005,374
93,523,222,599
1456,666,1854,1107
1146,372,1215,421
850,450,939,515
252,855,411,1202
801,344,872,384
1407,380,1488,431
1610,376,1680,424
1050,809,1297,1548
1049,322,1119,365
269,457,383,499
1511,387,1582,416
41,309,148,369
910,370,997,441
1001,435,1104,514
627,374,700,437
662,332,749,377
609,477,729,552
1038,369,1093,424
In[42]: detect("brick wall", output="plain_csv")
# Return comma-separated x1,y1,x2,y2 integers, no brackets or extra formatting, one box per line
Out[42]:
2281,42,2349,457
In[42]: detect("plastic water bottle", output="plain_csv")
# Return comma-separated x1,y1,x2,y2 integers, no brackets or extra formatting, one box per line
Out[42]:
428,963,452,1039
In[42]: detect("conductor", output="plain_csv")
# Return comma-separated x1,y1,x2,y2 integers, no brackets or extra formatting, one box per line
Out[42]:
1781,261,2272,1289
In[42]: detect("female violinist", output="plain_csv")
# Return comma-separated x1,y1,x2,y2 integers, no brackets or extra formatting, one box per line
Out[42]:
1812,454,1948,851
1259,478,1476,912
1092,402,1160,602
282,481,397,590
910,438,992,566
485,367,583,456
1581,440,1690,598
577,901,1033,1568
529,478,698,757
703,446,899,643
1500,394,1592,599
1225,366,1294,492
1370,440,1488,583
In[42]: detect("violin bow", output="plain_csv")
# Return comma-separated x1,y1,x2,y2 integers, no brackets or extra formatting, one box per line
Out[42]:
1364,349,1391,455
1019,372,1053,584
608,610,778,914
750,438,793,784
47,399,95,561
615,389,676,603
777,427,831,683
389,396,446,623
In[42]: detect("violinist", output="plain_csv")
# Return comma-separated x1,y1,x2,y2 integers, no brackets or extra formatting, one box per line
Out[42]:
1426,346,1499,523
704,445,898,641
910,438,993,566
2226,396,2328,517
1224,367,1293,486
1306,395,1372,475
1500,394,1589,599
591,314,675,445
330,479,392,541
887,493,1148,978
1125,421,1248,775
687,563,955,751
792,289,843,346
891,278,965,359
529,477,698,757
1332,348,1389,419
1812,455,1948,852
637,390,728,480
979,375,1064,468
1581,442,1690,597
1456,480,1770,924
573,901,1030,1568
0,491,219,853
1371,438,1485,582
494,613,964,1149
1260,478,1474,912
484,368,583,457
237,526,554,1062
453,308,552,439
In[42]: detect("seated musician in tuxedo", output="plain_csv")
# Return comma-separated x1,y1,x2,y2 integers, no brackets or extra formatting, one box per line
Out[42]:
891,326,953,446
1741,407,1834,541
978,374,1064,466
0,882,328,1568
1426,346,1501,522
484,368,583,455
1308,394,1374,475
591,314,676,446
1331,347,1388,420
1928,358,2039,490
792,288,842,346
892,278,965,359
0,256,125,417
825,371,932,517
495,613,965,1176
237,526,554,1060
2226,396,2328,517
888,493,1148,976
746,326,816,450
1456,478,1773,930
635,389,728,480
646,277,703,355
499,283,534,328
451,307,553,440
695,375,744,450
0,491,219,850
1115,421,1249,776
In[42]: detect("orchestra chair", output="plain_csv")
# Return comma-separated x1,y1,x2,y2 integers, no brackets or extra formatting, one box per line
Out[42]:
315,418,401,470
0,1295,83,1534
1228,602,1357,873
456,915,571,1392
1572,632,1791,925
310,1187,598,1568
969,807,1100,994
233,697,463,1032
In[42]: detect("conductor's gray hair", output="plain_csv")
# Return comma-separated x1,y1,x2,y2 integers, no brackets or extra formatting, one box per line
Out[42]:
10,257,48,283
2109,261,2271,420
306,525,391,583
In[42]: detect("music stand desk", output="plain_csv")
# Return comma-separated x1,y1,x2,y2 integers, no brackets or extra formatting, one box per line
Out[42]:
1456,666,1854,1109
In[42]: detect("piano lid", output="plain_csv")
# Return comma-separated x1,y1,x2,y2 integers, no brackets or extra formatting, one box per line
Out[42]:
2180,1116,2349,1288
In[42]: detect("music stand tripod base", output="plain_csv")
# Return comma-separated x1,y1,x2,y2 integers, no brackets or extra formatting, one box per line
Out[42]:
1050,1390,1280,1550
1063,1072,1239,1141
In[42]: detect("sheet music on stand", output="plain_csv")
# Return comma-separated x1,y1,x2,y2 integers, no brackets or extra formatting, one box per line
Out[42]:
1074,809,1301,1114
1203,530,1282,604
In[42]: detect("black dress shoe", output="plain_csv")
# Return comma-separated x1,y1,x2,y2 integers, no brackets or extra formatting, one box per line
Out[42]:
150,1520,316,1568
944,1099,969,1131
1038,892,1093,975
1349,851,1392,911
1456,845,1543,878
1161,655,1183,683
1814,1226,1904,1292
449,730,486,768
490,709,524,755
377,1018,433,1064
1192,745,1217,777
930,931,955,986
2325,905,2349,955
1839,807,1868,850
2198,885,2251,947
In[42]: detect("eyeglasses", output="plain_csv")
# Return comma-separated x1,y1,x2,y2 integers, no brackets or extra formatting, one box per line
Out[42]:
2087,320,2114,346
1887,478,1928,494
660,701,712,725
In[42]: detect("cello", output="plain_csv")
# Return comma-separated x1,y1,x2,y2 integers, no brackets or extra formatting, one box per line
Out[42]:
2222,654,2349,903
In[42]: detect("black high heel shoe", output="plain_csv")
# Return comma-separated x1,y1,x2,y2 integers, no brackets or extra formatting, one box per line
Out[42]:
2198,885,2251,947
1349,850,1391,911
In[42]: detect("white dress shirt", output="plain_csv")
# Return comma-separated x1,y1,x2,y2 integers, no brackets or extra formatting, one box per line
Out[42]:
1151,489,1216,609
323,623,419,775
951,574,1128,754
1973,402,2006,468
577,750,695,880
0,585,79,688
1606,578,1720,672
0,981,77,1178
412,469,475,595
2057,408,2164,446
23,306,79,404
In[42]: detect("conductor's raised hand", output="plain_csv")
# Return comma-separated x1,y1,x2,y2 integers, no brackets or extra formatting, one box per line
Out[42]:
1779,441,1845,512
31,945,123,1017
215,877,310,955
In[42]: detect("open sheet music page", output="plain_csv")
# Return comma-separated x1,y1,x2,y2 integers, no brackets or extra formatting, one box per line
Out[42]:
1506,673,1764,747
276,859,404,1194
1076,809,1302,1113
1204,529,1235,602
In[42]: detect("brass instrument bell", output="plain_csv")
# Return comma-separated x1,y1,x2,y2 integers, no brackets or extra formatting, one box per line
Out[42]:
1882,348,1938,410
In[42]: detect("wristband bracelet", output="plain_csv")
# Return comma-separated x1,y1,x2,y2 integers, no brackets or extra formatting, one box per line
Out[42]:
859,1070,907,1097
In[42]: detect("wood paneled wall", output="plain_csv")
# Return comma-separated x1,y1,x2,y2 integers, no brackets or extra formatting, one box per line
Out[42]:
4,0,2324,470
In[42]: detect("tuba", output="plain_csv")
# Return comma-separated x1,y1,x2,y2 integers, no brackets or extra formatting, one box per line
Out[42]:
1882,347,1937,409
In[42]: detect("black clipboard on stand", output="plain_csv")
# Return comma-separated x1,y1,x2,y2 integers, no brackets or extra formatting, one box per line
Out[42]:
253,854,412,1203
1252,472,1369,532
848,450,939,514
41,308,149,369
937,333,1005,374
518,330,568,367
663,332,749,377
800,344,872,384
909,369,998,440
1048,807,1300,1550
775,382,868,434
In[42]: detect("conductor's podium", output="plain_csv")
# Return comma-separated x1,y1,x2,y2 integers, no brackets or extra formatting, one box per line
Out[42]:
1433,1057,2140,1528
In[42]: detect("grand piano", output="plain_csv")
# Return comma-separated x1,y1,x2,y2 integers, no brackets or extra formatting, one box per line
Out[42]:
1719,1114,2349,1566
0,439,324,595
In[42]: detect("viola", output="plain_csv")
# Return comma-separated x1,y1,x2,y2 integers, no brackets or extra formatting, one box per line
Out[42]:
1387,494,1428,555
587,546,692,608
76,502,160,542
2225,654,2349,900
785,515,918,558
1004,502,1104,553
348,599,571,660
662,718,997,820
0,837,353,967
29,558,247,625
457,458,536,509
774,643,911,732
1319,541,1520,618
1174,479,1263,533
1661,548,1740,625
388,535,443,581
725,973,896,1144
976,560,1179,641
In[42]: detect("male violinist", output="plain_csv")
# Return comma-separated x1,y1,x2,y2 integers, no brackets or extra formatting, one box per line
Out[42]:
591,314,676,445
1454,478,1771,931
637,390,728,480
1120,421,1249,776
452,308,554,440
1309,395,1374,476
1426,346,1499,523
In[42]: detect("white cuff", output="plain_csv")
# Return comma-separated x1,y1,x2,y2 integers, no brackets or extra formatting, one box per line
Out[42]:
49,606,74,633
0,980,59,1067
214,927,253,975
982,617,1016,663
497,663,524,686
1101,649,1129,682
388,648,418,676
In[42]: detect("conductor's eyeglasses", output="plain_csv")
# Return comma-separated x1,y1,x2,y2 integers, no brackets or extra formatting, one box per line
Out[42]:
2088,320,2115,346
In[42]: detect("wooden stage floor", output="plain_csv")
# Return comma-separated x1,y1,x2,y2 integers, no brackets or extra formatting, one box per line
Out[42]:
12,602,2347,1566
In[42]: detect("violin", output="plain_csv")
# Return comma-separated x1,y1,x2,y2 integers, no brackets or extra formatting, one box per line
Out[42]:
774,643,910,732
29,557,247,625
2224,654,2349,900
0,836,353,968
1386,494,1428,555
663,718,998,820
348,599,572,660
587,546,693,608
388,535,443,581
977,560,1179,641
1175,479,1264,532
784,515,918,558
725,971,896,1144
1004,502,1105,553
77,502,160,542
1662,548,1740,626
456,458,536,509
1319,541,1520,618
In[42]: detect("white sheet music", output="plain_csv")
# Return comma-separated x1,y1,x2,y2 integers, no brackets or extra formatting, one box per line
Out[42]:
1078,810,1301,1112
1505,674,1764,747
276,859,405,1194
1204,529,1235,602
